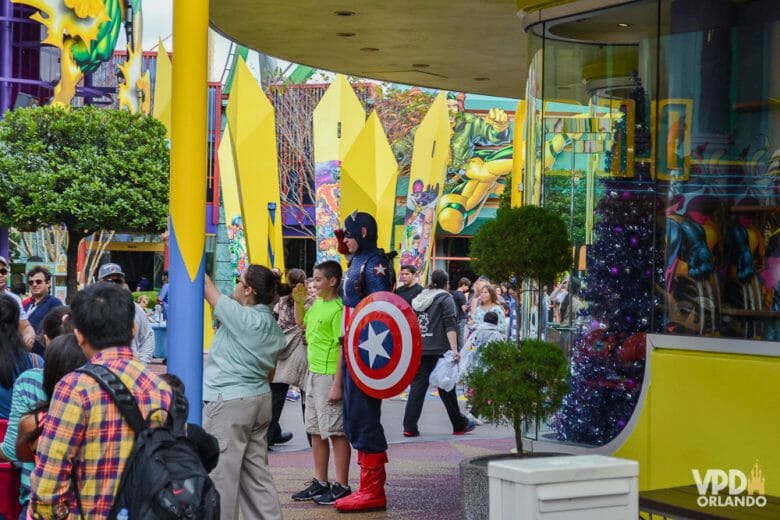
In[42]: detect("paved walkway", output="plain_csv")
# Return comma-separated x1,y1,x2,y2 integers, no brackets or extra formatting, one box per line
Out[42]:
268,392,516,519
150,361,517,518
271,436,515,519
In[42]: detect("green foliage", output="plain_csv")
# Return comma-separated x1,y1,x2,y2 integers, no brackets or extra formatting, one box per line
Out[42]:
0,105,170,299
465,339,569,454
542,174,592,246
470,205,571,287
132,291,159,310
0,105,169,235
498,172,512,211
374,88,435,176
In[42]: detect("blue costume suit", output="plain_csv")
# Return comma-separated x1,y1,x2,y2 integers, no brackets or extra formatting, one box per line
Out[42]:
342,246,394,452
335,211,395,511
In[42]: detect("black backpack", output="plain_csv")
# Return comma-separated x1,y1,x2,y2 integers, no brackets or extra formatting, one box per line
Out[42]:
74,364,220,519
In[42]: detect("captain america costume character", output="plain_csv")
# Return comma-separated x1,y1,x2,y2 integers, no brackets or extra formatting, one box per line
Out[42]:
334,211,394,512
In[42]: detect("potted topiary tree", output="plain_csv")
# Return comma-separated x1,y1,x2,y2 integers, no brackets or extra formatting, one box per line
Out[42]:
458,205,572,519
458,338,570,519
464,338,569,456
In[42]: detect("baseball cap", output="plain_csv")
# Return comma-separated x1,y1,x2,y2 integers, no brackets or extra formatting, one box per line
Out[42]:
98,263,125,280
0,256,7,267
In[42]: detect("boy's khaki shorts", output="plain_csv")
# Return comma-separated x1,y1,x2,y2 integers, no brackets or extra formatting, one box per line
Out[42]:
304,372,344,439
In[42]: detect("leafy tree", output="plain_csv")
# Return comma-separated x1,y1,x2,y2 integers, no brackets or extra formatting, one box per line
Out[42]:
374,87,435,176
465,338,568,455
470,205,571,340
0,106,170,300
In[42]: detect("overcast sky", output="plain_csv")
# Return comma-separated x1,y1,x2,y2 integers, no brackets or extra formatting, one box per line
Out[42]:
138,0,271,83
141,0,173,51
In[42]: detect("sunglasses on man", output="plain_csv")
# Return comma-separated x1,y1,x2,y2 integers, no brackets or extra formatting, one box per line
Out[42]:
28,279,47,286
0,269,7,275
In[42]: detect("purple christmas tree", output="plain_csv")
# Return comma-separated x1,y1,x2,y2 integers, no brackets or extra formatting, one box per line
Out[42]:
553,73,664,445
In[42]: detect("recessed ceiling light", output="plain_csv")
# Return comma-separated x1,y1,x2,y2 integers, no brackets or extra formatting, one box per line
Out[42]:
337,32,356,37
334,11,355,16
412,63,429,68
474,77,490,81
361,47,380,52
617,22,631,28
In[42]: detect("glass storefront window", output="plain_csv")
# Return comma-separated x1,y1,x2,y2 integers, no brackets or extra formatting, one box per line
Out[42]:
523,0,779,446
657,0,780,339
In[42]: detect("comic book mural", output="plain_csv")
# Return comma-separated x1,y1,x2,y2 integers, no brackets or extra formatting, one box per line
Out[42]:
217,124,248,278
399,93,450,279
437,92,514,235
14,0,150,112
227,216,248,278
662,140,780,338
315,160,342,262
399,181,439,270
312,76,366,264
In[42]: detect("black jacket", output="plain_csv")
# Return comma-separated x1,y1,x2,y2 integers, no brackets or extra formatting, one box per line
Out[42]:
411,289,457,355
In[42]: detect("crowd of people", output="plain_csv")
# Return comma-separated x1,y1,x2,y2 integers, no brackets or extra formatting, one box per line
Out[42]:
0,211,521,519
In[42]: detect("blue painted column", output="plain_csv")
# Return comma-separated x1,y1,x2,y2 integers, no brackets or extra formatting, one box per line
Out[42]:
168,0,208,423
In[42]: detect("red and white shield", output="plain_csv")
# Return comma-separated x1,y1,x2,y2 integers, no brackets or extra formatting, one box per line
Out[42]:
345,292,422,399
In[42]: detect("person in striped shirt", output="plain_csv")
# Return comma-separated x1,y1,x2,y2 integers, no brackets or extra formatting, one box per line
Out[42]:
29,283,173,519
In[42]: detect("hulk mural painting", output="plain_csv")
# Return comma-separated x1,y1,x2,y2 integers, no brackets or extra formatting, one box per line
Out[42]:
437,92,514,234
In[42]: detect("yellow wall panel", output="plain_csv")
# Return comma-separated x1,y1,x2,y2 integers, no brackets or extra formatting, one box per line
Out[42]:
340,111,398,253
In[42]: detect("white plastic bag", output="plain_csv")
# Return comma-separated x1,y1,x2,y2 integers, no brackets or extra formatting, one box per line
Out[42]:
458,346,477,379
429,351,459,392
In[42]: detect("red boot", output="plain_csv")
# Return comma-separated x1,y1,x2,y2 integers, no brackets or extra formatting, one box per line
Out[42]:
334,450,388,512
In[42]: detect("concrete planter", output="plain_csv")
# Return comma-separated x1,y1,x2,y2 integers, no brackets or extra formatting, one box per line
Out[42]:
460,453,567,520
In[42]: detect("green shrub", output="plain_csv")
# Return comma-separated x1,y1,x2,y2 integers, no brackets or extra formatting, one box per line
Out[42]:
132,291,158,310
465,339,569,455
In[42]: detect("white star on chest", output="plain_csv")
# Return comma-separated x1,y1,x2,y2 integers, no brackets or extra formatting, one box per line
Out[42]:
358,323,391,368
373,264,387,276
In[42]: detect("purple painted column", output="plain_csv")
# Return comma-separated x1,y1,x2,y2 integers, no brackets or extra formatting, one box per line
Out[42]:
0,0,11,115
0,0,12,259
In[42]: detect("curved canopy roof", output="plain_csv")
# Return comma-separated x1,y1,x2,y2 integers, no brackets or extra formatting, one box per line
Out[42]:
209,1,530,98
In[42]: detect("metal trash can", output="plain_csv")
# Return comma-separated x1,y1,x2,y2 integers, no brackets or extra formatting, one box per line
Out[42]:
488,455,638,519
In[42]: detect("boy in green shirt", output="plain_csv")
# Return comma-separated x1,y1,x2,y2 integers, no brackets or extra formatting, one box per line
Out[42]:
291,260,352,505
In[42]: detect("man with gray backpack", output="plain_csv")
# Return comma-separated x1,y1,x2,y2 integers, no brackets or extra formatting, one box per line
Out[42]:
30,282,219,519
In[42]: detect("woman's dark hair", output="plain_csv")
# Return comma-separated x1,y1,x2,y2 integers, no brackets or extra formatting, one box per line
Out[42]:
20,334,87,451
0,294,28,388
244,264,285,305
41,306,72,342
429,269,449,289
286,268,307,287
42,334,87,399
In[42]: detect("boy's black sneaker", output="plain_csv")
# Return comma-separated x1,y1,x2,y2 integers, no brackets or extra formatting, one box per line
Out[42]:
292,479,330,501
314,482,352,505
